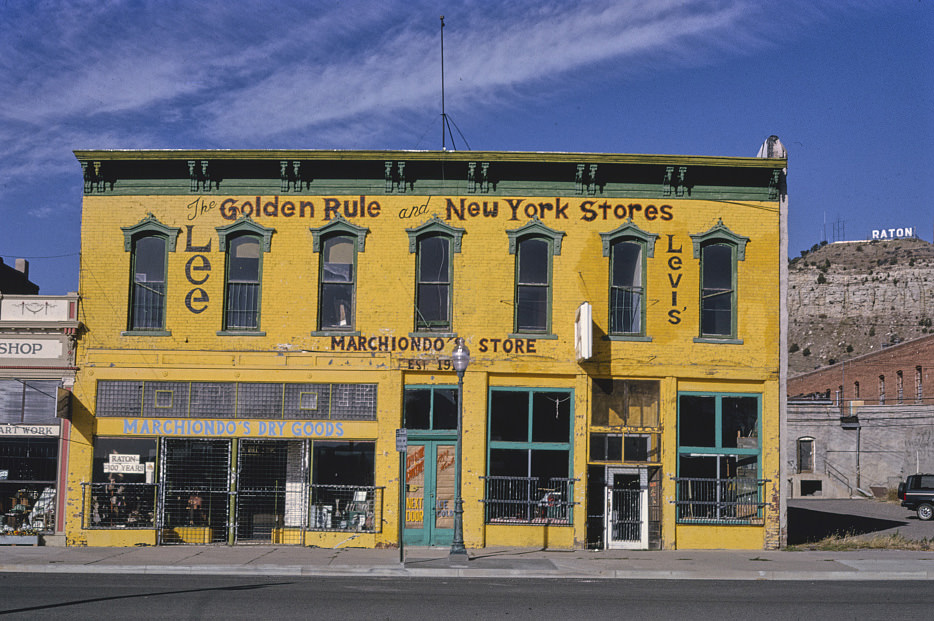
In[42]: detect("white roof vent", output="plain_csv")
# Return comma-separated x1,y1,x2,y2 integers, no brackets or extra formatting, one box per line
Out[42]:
756,135,786,159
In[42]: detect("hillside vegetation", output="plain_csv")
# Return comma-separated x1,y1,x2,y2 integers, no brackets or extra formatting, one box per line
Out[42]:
788,238,934,376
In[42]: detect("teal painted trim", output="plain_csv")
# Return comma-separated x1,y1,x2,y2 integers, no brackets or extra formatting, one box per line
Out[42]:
693,337,744,345
404,429,457,440
403,384,458,432
216,330,267,336
409,332,456,338
606,335,652,342
216,216,275,252
311,330,360,337
405,216,466,254
121,330,172,337
678,446,760,456
506,219,566,256
676,391,763,480
310,214,369,252
599,220,658,258
508,332,558,340
121,214,181,252
488,441,572,451
84,180,781,201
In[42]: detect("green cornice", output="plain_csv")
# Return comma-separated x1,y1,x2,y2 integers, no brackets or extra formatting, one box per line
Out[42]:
74,149,786,200
74,149,785,168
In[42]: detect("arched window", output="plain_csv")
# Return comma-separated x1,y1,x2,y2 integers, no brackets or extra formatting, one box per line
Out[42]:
507,219,564,335
312,215,369,333
406,217,464,333
121,214,180,334
690,220,749,342
601,221,657,337
216,217,274,333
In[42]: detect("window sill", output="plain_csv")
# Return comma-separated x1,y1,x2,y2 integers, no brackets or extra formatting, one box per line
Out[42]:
311,330,360,337
693,336,743,345
605,335,652,342
122,330,172,337
508,333,557,340
217,330,266,336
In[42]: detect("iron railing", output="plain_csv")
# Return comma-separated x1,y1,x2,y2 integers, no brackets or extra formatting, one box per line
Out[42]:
82,482,158,529
481,476,577,525
309,485,383,533
672,477,768,524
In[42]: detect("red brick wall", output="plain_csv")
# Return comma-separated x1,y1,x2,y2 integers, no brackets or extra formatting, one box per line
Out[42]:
788,335,934,405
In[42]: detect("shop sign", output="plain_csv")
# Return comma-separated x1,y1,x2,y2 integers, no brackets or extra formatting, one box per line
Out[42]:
104,453,146,474
0,339,63,358
120,418,345,438
0,424,59,437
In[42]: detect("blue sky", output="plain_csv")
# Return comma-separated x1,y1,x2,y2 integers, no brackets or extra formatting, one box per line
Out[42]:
1,0,931,295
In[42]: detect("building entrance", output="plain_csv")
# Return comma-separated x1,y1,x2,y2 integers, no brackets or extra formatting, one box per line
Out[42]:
403,440,456,546
605,468,647,549
159,438,307,545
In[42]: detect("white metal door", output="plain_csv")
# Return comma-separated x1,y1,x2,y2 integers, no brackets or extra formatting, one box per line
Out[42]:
605,467,648,550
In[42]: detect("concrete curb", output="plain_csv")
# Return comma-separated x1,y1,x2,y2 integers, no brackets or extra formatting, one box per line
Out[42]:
1,564,932,580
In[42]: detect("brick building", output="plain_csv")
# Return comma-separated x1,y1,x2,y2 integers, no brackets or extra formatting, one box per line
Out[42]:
65,144,787,550
788,334,934,405
787,335,934,498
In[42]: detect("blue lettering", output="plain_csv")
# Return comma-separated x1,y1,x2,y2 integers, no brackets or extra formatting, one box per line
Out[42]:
124,419,138,433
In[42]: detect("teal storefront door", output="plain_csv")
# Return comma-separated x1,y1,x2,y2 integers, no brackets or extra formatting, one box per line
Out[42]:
403,440,456,546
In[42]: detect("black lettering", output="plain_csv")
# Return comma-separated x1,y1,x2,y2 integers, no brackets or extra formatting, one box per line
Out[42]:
446,198,465,221
554,198,568,219
185,226,212,252
668,256,682,270
324,198,341,220
185,255,211,285
479,338,488,353
185,288,209,314
579,200,597,222
667,234,682,253
505,198,523,221
645,205,658,220
668,309,681,324
660,205,674,221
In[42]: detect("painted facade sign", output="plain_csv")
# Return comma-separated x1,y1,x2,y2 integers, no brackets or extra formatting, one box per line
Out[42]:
0,339,63,358
871,227,914,240
0,424,59,437
118,418,347,439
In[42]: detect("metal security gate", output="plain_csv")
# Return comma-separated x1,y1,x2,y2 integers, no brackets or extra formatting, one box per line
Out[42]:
160,438,231,544
605,468,648,550
235,440,306,544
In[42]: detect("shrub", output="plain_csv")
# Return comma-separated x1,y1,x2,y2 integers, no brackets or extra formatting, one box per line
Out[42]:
789,343,800,353
817,273,827,284
802,348,811,357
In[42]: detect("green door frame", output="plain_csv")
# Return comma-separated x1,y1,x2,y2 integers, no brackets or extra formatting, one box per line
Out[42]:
403,438,456,546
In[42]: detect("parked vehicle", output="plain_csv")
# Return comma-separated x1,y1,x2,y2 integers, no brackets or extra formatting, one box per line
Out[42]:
898,474,934,521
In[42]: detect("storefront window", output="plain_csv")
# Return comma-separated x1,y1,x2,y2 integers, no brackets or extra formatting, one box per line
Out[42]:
591,379,659,428
0,437,58,533
309,441,377,532
87,438,157,529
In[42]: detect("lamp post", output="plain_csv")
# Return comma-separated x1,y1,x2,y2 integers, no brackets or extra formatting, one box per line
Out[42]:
450,337,470,557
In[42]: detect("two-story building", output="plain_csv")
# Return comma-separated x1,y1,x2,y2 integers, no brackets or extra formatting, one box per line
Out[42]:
66,142,787,549
1,288,81,543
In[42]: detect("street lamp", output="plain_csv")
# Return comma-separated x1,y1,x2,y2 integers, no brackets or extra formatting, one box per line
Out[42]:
450,337,470,557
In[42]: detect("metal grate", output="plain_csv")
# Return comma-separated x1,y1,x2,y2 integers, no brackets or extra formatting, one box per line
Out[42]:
83,482,157,529
482,476,576,525
609,488,641,541
236,440,305,544
160,438,231,544
673,477,768,524
131,281,165,330
225,282,260,329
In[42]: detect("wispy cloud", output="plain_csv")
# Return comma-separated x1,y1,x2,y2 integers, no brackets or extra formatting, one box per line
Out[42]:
0,0,862,176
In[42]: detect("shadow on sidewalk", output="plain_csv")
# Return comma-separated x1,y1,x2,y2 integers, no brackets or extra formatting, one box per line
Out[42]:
788,506,907,544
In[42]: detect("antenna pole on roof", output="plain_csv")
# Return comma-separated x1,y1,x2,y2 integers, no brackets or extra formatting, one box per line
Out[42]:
441,15,447,151
439,16,471,152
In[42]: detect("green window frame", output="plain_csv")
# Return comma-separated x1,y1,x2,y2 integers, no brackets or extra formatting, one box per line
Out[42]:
121,214,180,335
507,220,564,336
676,392,762,524
406,216,464,334
485,387,574,523
216,216,274,335
690,220,748,343
403,385,458,433
311,215,369,335
600,221,658,338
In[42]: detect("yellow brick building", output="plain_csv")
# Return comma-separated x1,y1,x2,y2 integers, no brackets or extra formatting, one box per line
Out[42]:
67,144,787,549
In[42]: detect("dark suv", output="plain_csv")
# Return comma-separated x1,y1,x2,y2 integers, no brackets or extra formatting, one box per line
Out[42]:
898,474,934,521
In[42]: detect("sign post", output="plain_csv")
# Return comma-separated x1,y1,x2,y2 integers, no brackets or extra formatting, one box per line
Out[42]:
396,428,407,564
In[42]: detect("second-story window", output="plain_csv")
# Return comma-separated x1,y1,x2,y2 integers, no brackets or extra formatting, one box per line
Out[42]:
515,237,551,333
121,214,180,335
415,235,451,331
319,234,356,330
691,220,749,342
225,234,262,330
610,240,644,335
130,235,167,330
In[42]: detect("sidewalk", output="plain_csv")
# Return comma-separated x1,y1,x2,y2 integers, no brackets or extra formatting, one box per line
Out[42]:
2,545,933,580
